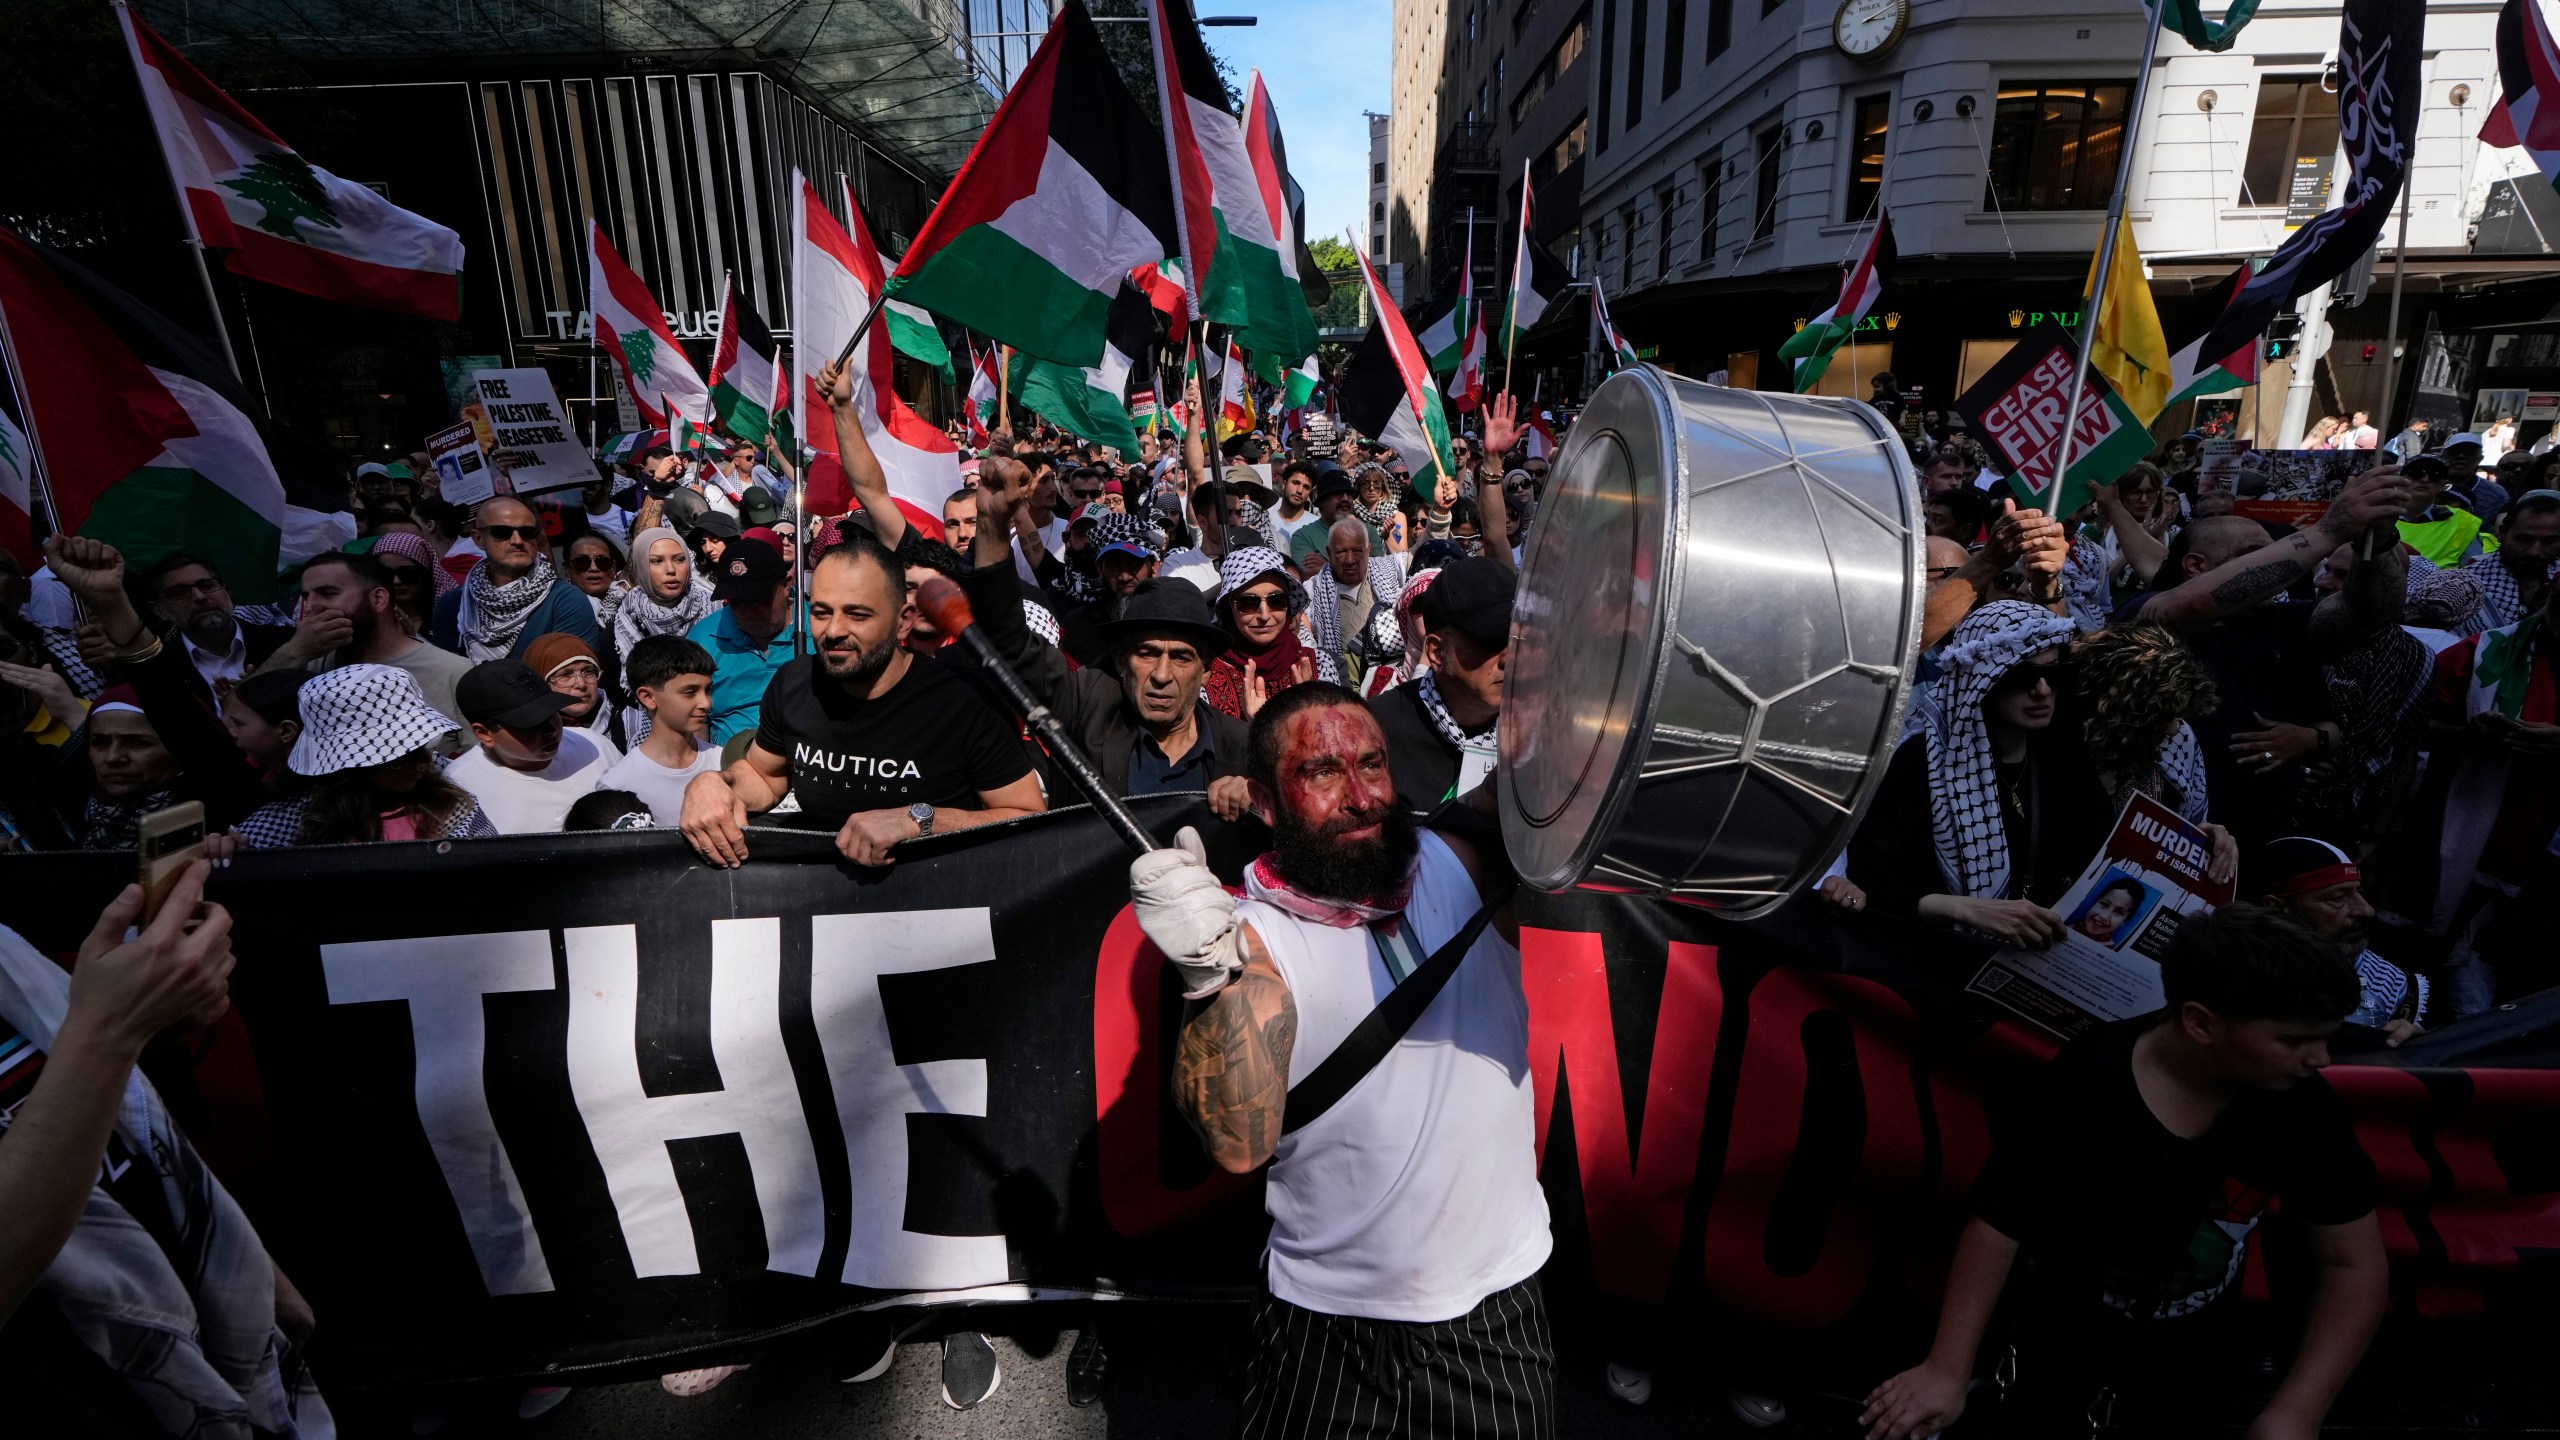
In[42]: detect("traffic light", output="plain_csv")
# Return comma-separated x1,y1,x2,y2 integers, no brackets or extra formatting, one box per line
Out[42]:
2264,312,2303,362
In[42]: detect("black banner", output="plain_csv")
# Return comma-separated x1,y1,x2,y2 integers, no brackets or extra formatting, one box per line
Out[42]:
4,795,2554,1389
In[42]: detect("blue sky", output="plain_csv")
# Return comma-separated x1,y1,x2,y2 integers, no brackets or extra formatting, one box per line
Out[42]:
1201,0,1392,254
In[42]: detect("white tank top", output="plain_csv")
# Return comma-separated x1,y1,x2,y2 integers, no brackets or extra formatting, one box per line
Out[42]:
1240,832,1552,1322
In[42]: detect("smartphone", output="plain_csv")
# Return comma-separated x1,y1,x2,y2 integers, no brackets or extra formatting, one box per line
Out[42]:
137,800,207,925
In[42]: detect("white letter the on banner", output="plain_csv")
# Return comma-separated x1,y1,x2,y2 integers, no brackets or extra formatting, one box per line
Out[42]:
322,931,557,1296
810,909,1010,1291
563,920,825,1279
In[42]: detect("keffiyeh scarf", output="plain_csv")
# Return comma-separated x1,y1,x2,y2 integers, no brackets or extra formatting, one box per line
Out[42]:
604,526,717,660
1205,548,1338,716
1305,556,1406,667
2460,553,2558,636
460,554,558,661
1415,669,1500,797
1923,602,2079,899
1244,852,1415,928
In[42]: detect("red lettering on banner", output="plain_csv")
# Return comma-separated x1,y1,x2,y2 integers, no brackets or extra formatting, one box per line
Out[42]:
2327,1065,2560,1318
1522,929,1722,1302
1698,969,1926,1328
1092,904,1254,1235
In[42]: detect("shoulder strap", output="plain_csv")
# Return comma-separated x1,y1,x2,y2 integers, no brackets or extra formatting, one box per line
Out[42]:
1280,880,1515,1137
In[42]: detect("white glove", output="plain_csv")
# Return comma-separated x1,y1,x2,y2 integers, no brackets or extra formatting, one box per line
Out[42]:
1129,825,1243,999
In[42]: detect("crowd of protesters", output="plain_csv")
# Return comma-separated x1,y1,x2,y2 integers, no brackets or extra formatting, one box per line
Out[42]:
1,349,2553,1439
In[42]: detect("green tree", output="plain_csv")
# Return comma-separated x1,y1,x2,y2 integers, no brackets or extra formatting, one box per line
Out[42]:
1306,236,1356,271
221,153,340,237
1090,0,1242,121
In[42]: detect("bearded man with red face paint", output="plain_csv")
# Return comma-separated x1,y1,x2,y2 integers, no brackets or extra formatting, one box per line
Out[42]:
1129,682,1550,1440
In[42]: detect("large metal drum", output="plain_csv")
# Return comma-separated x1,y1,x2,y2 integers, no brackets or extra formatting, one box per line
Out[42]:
1499,366,1924,913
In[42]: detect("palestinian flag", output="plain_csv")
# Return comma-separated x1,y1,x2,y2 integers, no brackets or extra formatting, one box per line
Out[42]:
2161,263,2258,412
963,345,1003,447
1445,216,1485,413
666,398,716,454
1778,211,1895,391
1523,410,1557,460
1151,0,1315,365
1592,274,1640,370
1216,335,1253,441
1503,163,1574,361
590,221,706,428
1337,243,1455,481
885,296,952,379
598,428,668,463
706,276,789,450
118,7,464,321
1415,303,1464,375
889,1,1178,369
0,228,351,589
1239,70,1319,383
1131,388,1161,431
1169,337,1199,444
793,173,961,516
1131,260,1187,320
1012,284,1153,456
2483,0,2560,192
1284,352,1320,411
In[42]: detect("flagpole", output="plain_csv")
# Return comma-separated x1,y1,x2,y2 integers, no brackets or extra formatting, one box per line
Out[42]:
2047,7,2166,510
113,1,247,389
997,344,1010,433
2374,159,2416,434
0,309,66,551
1505,159,1528,395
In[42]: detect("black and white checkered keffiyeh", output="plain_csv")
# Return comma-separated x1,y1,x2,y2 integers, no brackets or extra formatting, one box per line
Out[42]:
1923,601,2079,899
2459,552,2558,635
1305,555,1404,667
460,553,560,661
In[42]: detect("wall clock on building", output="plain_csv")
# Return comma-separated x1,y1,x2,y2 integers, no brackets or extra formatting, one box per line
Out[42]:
1832,0,1909,59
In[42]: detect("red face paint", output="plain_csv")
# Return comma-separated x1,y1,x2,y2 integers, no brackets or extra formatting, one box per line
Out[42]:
1276,706,1396,837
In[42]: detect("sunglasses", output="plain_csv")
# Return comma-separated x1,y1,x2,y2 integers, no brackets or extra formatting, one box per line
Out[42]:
566,554,615,571
482,524,541,542
159,576,227,602
1993,659,2071,691
1230,591,1290,615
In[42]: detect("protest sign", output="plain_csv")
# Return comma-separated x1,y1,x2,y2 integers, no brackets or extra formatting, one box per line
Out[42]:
1949,335,2150,512
1967,792,2235,1041
471,367,592,494
424,420,495,506
2197,438,2254,491
0,797,2546,1389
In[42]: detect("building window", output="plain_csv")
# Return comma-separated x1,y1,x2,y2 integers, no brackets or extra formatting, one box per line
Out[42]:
1373,201,1386,221
1698,155,1721,261
1469,7,1479,41
1655,181,1678,280
1533,113,1590,185
1619,203,1638,290
1373,161,1386,183
1706,0,1731,60
1514,0,1543,35
1846,93,1889,220
2240,76,2339,206
1626,0,1649,131
1753,125,1782,240
1510,9,1588,130
1985,79,2133,212
1663,0,1686,97
1373,232,1386,256
1596,0,1616,153
1497,52,1506,90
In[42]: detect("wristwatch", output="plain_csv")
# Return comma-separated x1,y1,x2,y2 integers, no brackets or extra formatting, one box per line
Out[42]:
907,801,935,838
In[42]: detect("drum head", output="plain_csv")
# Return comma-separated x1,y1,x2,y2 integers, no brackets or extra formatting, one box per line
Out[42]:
1500,367,1924,913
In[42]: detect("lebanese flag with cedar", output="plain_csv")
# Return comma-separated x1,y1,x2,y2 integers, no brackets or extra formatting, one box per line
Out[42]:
590,222,707,429
888,1,1178,369
118,7,463,321
794,173,961,519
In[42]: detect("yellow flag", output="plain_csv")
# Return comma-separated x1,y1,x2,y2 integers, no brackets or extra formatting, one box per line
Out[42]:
2085,212,2171,424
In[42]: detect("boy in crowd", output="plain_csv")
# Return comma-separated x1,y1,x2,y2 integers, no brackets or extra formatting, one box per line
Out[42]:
601,635,724,825
447,659,616,833
1862,905,2386,1440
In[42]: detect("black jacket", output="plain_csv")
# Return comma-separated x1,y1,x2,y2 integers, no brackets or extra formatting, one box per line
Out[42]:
958,559,1251,797
1367,683,1463,820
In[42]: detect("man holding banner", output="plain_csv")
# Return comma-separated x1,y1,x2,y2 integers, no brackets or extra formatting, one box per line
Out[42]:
1132,685,1549,1439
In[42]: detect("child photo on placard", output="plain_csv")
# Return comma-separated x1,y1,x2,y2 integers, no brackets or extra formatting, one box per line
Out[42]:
2067,869,2158,949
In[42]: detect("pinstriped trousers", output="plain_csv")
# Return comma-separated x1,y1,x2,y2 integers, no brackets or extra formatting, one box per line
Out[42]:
1236,1277,1556,1440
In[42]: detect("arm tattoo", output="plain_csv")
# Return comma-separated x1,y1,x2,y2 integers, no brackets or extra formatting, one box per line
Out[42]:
2208,554,2312,610
1172,928,1297,1173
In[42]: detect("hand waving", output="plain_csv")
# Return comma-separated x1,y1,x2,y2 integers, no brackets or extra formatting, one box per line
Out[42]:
1481,392,1521,460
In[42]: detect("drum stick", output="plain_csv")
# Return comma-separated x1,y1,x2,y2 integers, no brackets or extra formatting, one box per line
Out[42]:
915,577,1163,856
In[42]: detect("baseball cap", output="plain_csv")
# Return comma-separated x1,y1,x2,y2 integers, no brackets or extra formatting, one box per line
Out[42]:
2445,432,2485,450
1092,512,1158,561
458,659,578,730
1416,555,1515,645
739,486,782,527
710,537,786,601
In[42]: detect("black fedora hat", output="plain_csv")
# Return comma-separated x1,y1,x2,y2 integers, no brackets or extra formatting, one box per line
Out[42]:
1093,578,1231,660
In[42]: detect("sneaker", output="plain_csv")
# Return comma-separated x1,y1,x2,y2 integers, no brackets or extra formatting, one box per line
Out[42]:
1725,1388,1787,1428
1604,1362,1652,1406
1067,1327,1108,1407
515,1385,574,1421
941,1330,1001,1410
839,1316,899,1385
